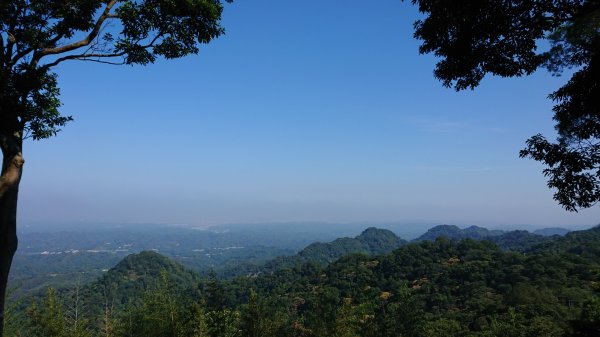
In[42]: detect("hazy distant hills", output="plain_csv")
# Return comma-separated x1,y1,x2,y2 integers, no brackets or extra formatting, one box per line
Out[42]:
296,227,407,263
8,222,583,300
80,228,407,310
80,225,600,315
415,225,504,241
533,227,571,236
28,224,598,319
81,228,407,310
223,227,409,277
414,224,572,251
529,225,600,258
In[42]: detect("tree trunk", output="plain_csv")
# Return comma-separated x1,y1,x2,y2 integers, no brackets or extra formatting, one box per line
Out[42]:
0,135,23,337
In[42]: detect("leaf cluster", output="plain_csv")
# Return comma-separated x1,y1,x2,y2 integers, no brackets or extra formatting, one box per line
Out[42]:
409,0,600,211
1,0,229,141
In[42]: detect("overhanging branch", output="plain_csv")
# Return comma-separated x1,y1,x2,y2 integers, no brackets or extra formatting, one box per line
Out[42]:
36,0,119,60
41,51,127,69
41,33,165,69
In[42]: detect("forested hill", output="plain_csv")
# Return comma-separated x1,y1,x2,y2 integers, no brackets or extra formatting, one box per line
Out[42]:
415,224,564,251
234,225,600,336
247,227,407,274
298,227,406,262
415,225,504,241
81,251,200,309
529,225,600,257
75,228,407,310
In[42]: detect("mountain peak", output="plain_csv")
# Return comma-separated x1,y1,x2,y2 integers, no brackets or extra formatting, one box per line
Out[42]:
416,225,504,241
356,227,406,253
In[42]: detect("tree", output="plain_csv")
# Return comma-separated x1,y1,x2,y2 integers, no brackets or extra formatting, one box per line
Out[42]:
0,1,229,335
408,0,600,211
240,289,262,337
571,296,600,337
26,288,68,337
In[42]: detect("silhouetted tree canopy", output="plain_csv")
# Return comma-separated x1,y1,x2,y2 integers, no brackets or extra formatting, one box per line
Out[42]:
0,0,229,140
410,0,600,211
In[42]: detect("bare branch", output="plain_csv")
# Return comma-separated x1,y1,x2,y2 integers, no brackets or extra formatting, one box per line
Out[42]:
76,58,126,66
41,51,127,69
37,0,119,59
41,33,164,69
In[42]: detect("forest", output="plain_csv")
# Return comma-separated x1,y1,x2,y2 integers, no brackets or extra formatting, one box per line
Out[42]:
3,225,599,337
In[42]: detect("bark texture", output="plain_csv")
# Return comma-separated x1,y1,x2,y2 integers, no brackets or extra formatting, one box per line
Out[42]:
0,135,23,337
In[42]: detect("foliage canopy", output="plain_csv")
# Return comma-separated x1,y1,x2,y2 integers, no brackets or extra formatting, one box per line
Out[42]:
0,0,229,141
410,0,600,211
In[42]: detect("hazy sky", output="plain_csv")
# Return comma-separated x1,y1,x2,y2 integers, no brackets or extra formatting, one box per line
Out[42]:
18,0,600,229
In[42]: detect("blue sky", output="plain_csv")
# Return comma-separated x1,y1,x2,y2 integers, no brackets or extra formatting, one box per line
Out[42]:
18,0,600,229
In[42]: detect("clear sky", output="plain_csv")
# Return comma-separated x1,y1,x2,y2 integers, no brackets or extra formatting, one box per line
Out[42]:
18,0,600,229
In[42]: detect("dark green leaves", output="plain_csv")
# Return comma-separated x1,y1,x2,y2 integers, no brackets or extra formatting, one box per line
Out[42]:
520,134,600,211
412,0,552,90
520,47,600,211
116,0,225,64
1,0,228,142
411,0,600,210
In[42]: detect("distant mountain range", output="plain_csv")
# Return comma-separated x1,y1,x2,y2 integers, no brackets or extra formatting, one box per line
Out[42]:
414,224,572,251
78,228,407,310
220,225,576,277
415,225,504,241
77,224,599,313
9,222,581,300
533,227,571,236
218,227,408,277
94,225,578,282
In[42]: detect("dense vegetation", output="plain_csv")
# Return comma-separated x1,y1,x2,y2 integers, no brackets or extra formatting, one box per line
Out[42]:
4,226,599,337
220,228,407,278
415,225,560,251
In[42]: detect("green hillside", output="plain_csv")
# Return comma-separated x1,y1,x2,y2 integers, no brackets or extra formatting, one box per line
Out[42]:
416,225,556,251
247,227,407,275
83,251,200,309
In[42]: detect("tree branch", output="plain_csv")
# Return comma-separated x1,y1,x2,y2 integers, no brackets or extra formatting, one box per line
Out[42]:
41,51,127,69
10,12,71,65
10,46,35,66
41,33,164,69
36,0,119,59
0,33,4,64
15,34,69,65
76,58,127,66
